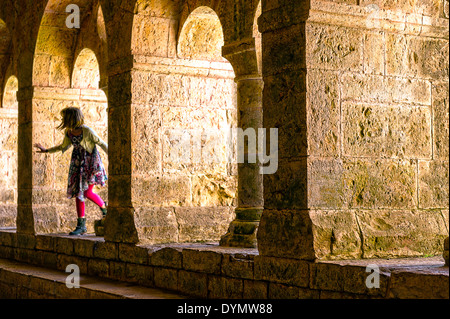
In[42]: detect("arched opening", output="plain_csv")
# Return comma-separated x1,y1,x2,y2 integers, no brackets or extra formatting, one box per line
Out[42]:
130,4,237,244
173,6,237,242
31,0,109,234
0,19,17,230
177,6,227,62
0,75,18,229
2,75,18,109
71,48,108,223
0,19,12,104
72,48,101,89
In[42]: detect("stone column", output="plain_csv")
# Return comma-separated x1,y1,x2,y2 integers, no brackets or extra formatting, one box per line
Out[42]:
103,56,139,244
94,81,108,236
255,0,313,259
16,86,34,234
220,40,264,248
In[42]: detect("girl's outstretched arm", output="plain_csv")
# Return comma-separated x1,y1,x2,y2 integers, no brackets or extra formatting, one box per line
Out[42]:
34,143,48,153
38,135,72,154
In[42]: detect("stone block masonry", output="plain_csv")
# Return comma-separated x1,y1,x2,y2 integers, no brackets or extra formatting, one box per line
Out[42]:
0,230,447,299
0,108,17,229
257,0,449,261
0,0,448,300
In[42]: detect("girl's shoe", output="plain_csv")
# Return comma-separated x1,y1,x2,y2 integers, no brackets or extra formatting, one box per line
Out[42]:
100,205,107,217
69,218,87,235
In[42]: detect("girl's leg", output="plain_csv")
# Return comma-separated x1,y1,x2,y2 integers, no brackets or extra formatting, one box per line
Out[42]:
84,184,106,208
75,198,85,218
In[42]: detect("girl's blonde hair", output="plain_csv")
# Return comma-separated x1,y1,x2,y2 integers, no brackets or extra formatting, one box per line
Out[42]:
57,107,84,131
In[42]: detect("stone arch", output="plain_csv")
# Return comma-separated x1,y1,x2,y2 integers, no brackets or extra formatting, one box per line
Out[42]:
124,0,237,245
30,0,109,234
2,75,18,109
177,0,229,46
71,3,109,93
0,18,17,230
0,18,12,107
177,6,226,62
72,48,101,89
32,0,91,87
71,47,109,232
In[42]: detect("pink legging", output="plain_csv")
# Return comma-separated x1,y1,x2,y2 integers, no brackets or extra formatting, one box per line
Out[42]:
75,184,105,218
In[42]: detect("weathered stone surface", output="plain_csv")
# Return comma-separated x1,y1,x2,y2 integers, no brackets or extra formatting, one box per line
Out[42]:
263,71,307,159
134,207,179,244
132,15,171,57
178,7,226,62
363,31,385,75
73,238,95,258
208,275,243,299
132,105,161,175
182,249,222,274
309,210,362,259
190,175,236,207
342,102,432,159
306,22,363,72
432,82,449,160
356,210,448,258
149,247,183,268
340,72,431,105
308,158,417,209
386,34,449,80
387,267,449,299
104,207,139,244
263,159,308,210
268,282,299,299
254,256,309,287
306,70,340,156
418,160,449,209
154,267,178,291
0,205,16,228
178,270,208,298
118,243,149,264
257,210,315,260
243,280,267,299
124,263,154,287
263,23,306,75
93,241,117,260
341,159,417,209
360,0,441,17
0,0,448,270
131,176,191,207
221,254,254,279
175,207,235,242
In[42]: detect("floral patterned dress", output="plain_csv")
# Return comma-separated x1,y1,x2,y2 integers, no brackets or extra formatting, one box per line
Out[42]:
66,131,107,201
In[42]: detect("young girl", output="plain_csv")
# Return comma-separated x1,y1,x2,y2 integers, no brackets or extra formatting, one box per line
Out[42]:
34,107,108,235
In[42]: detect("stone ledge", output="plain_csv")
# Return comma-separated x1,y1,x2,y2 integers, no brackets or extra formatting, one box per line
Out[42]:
0,257,187,299
0,230,448,299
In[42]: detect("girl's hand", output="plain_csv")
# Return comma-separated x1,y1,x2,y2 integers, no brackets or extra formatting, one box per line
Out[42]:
34,143,48,153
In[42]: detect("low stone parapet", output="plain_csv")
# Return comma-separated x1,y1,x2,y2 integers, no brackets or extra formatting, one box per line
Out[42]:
0,229,448,299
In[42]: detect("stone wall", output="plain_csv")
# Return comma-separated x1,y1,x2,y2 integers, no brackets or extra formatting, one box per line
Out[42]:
0,0,448,260
258,0,449,260
306,0,449,259
0,230,448,299
31,87,108,234
27,1,109,235
124,5,238,244
0,107,17,228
